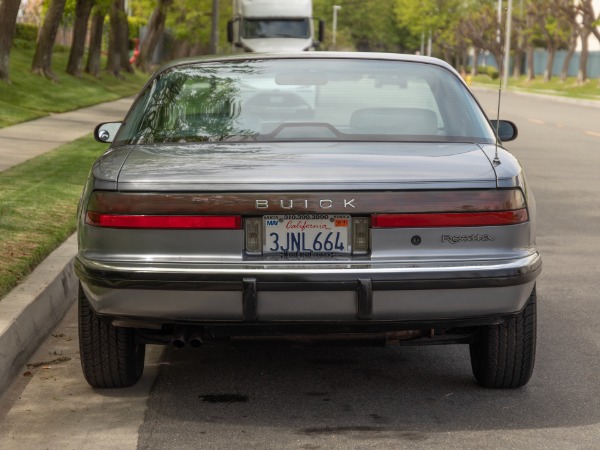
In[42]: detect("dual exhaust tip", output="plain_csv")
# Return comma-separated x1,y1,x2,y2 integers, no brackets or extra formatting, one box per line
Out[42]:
171,327,204,348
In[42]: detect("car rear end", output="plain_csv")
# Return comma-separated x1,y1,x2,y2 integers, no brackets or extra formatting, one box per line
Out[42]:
76,53,540,389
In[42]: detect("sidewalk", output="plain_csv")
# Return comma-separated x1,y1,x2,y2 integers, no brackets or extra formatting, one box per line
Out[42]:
0,97,133,172
0,98,133,394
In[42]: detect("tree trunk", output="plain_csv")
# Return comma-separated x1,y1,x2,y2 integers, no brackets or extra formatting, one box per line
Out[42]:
135,0,173,72
106,0,122,77
171,40,191,59
492,50,503,72
471,47,479,76
544,47,556,82
560,32,577,81
577,30,590,84
593,24,600,44
189,41,205,57
118,1,133,73
526,45,535,81
31,0,67,80
66,0,95,77
513,49,524,78
85,6,106,77
0,0,22,83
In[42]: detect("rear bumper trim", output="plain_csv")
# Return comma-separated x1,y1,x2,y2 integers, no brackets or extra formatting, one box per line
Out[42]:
75,253,541,292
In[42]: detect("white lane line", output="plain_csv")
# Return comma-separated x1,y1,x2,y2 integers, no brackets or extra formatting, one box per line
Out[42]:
585,130,600,138
528,119,544,124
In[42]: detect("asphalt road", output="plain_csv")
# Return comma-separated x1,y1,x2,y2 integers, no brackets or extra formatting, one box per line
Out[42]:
1,89,599,449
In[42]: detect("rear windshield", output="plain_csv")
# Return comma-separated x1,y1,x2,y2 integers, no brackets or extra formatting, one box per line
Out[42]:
115,58,496,145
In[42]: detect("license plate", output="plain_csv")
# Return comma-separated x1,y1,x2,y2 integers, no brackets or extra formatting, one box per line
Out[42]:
263,214,351,259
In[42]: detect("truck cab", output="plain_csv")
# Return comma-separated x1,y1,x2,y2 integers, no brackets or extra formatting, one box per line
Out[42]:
228,0,324,52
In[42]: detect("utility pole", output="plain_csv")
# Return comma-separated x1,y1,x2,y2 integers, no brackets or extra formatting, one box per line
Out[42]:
332,5,341,50
502,0,513,89
427,29,432,56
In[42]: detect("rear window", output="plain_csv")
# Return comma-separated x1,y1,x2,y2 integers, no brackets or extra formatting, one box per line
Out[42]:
116,58,496,145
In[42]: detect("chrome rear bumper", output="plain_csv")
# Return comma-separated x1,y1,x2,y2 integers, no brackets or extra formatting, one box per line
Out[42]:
75,253,541,324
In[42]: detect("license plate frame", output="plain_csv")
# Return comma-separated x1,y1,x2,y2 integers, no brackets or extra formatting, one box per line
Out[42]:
263,214,352,259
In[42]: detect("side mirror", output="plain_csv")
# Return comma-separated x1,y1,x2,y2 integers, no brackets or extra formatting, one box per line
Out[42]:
491,119,518,142
94,122,122,143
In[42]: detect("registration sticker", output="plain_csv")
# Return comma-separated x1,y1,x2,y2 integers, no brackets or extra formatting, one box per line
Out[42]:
263,214,351,259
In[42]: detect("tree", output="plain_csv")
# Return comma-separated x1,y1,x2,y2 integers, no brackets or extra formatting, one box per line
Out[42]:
106,0,132,76
577,0,600,83
459,3,504,69
85,2,109,77
162,0,233,59
135,0,173,72
31,0,67,79
559,29,578,81
533,0,572,82
0,0,22,83
510,1,527,78
561,0,598,84
106,0,119,75
67,0,95,77
118,0,133,73
396,0,470,61
336,0,405,52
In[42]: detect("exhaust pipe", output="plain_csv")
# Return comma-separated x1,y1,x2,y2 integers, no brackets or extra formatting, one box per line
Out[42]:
188,330,204,348
171,327,186,348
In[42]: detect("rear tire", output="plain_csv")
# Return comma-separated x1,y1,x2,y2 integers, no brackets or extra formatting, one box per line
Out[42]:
78,284,145,388
469,286,537,388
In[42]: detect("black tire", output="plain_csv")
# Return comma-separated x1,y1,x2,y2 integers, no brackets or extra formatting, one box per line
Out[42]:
78,284,145,388
469,286,537,389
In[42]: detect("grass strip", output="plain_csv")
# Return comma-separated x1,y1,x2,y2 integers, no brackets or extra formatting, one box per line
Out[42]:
0,46,148,128
0,134,107,300
470,74,600,101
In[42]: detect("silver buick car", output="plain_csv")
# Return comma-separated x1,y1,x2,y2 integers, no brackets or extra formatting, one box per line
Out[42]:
76,53,541,389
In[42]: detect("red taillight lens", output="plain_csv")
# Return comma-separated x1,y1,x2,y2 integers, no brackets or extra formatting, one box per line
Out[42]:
86,191,243,229
86,212,241,229
371,189,529,228
371,210,528,228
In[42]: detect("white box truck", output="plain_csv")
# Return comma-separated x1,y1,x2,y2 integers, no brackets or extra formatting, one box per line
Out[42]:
227,0,324,52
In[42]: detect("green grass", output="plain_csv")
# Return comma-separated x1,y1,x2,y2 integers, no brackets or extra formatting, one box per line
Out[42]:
0,45,148,128
471,74,600,101
0,134,106,300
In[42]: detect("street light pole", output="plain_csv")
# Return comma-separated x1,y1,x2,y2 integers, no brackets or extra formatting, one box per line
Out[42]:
497,0,502,44
332,5,341,50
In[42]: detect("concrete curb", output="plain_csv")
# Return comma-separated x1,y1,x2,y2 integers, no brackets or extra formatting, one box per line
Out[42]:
0,234,78,394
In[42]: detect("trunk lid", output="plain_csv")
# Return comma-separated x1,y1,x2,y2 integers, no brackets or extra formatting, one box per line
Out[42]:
114,142,498,191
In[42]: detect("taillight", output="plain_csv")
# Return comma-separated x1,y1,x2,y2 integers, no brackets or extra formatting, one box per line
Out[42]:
371,189,528,228
86,213,241,229
85,192,241,229
371,210,528,228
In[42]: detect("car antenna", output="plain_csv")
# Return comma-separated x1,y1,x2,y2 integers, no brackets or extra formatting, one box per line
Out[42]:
493,7,508,167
